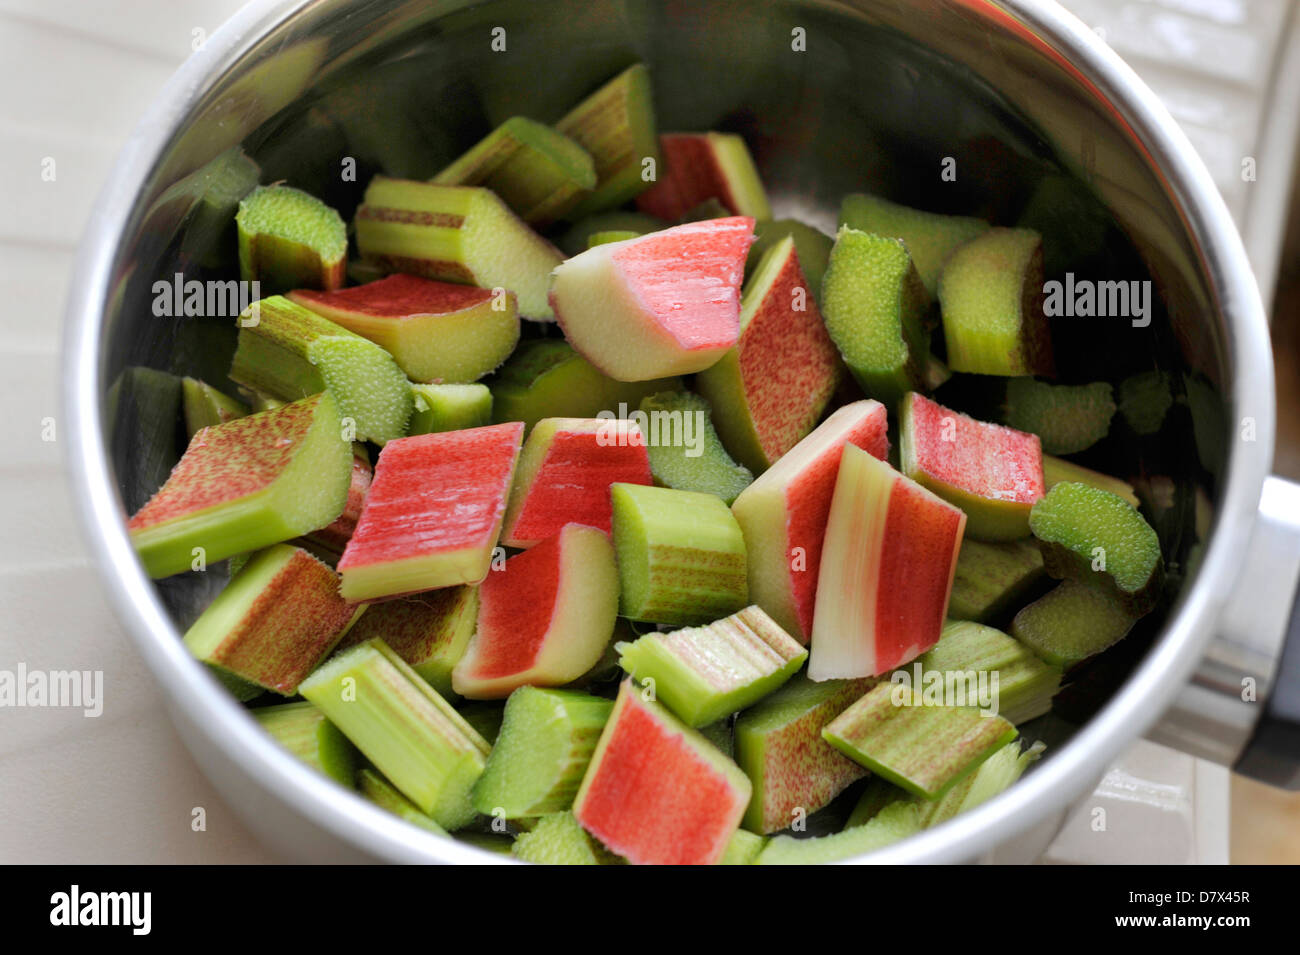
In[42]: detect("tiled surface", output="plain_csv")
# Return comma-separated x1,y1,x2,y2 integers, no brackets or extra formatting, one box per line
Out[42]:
2,0,1295,864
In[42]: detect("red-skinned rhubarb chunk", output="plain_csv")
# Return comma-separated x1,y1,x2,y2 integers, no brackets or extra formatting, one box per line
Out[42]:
730,400,889,643
451,524,619,699
635,132,771,222
549,216,755,381
808,444,966,679
338,423,524,601
501,417,652,548
900,392,1044,541
303,445,371,556
184,544,364,696
128,393,352,578
573,679,752,865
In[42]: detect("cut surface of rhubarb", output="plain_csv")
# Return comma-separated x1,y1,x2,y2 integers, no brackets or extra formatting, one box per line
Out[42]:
638,390,753,504
947,538,1047,625
635,132,771,222
511,812,611,865
338,423,523,601
236,184,347,293
128,393,351,578
808,443,966,679
573,679,751,865
252,700,358,787
1011,579,1140,666
1004,378,1115,455
184,544,363,695
731,399,890,642
451,523,619,698
289,273,519,383
615,605,807,727
900,392,1044,540
408,383,493,435
549,216,754,381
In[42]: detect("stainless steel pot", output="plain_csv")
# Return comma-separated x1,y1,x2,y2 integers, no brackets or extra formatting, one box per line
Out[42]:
64,0,1300,863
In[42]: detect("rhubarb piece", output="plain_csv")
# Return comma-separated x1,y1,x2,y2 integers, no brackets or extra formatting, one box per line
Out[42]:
1042,454,1139,506
1004,378,1115,454
947,538,1046,624
697,235,842,472
637,390,752,504
838,193,990,299
733,674,874,834
431,116,596,227
635,132,771,222
490,339,681,432
720,829,765,865
511,812,611,865
452,523,619,698
334,585,478,699
128,394,352,578
1010,579,1140,667
747,219,833,298
338,423,523,601
731,400,889,642
228,295,413,443
822,682,1018,799
808,444,966,679
236,184,347,293
354,176,563,320
558,210,666,256
573,679,752,865
299,638,490,829
181,377,248,438
251,700,358,787
303,445,371,555
556,64,660,219
900,392,1045,540
609,483,748,626
586,229,639,247
358,768,449,836
755,801,921,864
243,389,286,413
408,383,493,435
471,687,614,817
1117,370,1173,435
288,274,520,383
820,227,930,407
183,544,364,695
616,605,807,727
549,216,754,381
912,620,1062,725
501,417,653,548
938,227,1054,376
1028,481,1163,613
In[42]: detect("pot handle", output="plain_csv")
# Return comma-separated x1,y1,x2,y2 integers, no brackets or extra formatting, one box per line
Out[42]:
1147,476,1300,788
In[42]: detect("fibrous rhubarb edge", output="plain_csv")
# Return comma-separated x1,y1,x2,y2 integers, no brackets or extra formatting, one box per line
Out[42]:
237,184,347,293
638,390,753,505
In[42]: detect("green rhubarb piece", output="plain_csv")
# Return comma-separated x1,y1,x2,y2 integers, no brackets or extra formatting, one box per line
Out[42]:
490,339,681,433
844,776,906,829
558,211,665,256
1004,378,1115,455
938,227,1054,376
1011,579,1141,667
182,376,249,438
720,829,765,865
511,812,610,865
252,700,358,787
243,389,286,413
555,64,660,218
948,538,1047,625
616,605,806,727
229,295,413,442
354,176,563,320
184,544,363,695
127,393,352,578
408,383,493,435
586,229,640,247
912,620,1062,725
1028,481,1163,613
637,390,753,504
299,638,491,830
820,227,930,407
236,184,347,293
457,831,515,855
1117,370,1173,435
747,218,833,298
822,682,1018,800
471,687,613,818
756,801,921,864
431,116,596,227
333,585,478,699
1042,454,1139,507
839,193,990,299
609,482,748,626
456,702,506,746
358,768,450,836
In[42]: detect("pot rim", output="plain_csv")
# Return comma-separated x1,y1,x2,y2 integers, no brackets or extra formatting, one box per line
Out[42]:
62,0,1275,864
